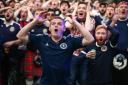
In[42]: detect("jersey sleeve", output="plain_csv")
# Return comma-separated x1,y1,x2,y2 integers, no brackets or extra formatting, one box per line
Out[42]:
29,34,45,48
71,36,84,49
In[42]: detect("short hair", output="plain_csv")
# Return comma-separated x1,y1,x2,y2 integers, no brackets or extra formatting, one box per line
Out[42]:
118,1,128,6
95,25,107,32
60,0,70,8
78,1,88,6
35,8,46,12
99,2,107,7
51,16,65,22
107,4,115,8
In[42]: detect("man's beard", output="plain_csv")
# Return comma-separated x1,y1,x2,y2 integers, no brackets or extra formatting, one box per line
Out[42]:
5,17,12,22
100,11,105,16
96,38,106,45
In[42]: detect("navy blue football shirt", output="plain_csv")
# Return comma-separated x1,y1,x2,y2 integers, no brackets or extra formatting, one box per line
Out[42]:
29,34,83,69
29,33,83,85
114,19,128,50
0,18,21,43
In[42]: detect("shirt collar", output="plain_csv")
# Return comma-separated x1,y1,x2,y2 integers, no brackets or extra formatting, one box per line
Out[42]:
3,18,14,27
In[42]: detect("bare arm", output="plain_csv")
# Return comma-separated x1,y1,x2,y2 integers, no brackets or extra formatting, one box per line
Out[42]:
26,7,34,21
17,11,47,43
0,7,11,13
16,18,38,43
3,39,22,48
85,2,95,31
42,0,52,9
72,18,94,46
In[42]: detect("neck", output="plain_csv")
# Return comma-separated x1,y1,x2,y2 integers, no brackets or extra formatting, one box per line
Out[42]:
119,17,127,21
51,35,63,43
96,41,106,47
5,19,12,23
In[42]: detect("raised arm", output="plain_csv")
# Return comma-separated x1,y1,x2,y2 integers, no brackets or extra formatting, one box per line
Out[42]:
42,0,52,9
85,2,95,31
0,7,11,13
72,17,94,46
16,11,46,43
16,18,37,43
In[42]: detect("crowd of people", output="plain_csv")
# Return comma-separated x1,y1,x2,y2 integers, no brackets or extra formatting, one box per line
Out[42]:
0,0,128,85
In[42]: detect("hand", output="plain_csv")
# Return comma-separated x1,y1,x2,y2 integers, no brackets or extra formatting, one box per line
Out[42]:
112,14,119,23
86,1,91,13
3,41,15,48
86,50,96,59
34,11,47,23
110,14,119,27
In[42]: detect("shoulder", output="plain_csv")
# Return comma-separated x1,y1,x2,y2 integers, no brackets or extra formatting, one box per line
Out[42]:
30,33,48,39
0,18,4,23
13,21,21,27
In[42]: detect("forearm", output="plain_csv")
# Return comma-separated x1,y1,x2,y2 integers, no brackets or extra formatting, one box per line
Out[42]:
85,12,94,31
42,0,52,9
107,26,119,46
27,8,34,21
14,8,21,18
72,6,77,17
0,7,10,13
17,19,37,39
12,39,22,45
72,19,94,45
20,0,28,5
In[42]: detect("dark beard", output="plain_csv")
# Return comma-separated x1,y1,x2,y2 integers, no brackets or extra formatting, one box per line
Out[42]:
100,11,105,16
5,17,12,22
76,18,85,23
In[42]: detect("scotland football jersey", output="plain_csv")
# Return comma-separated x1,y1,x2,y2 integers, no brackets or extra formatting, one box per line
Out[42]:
114,19,128,50
84,42,117,85
29,34,83,85
29,34,83,69
0,18,21,43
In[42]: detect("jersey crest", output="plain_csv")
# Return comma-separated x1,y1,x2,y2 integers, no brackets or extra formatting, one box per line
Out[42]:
113,54,127,70
60,43,67,49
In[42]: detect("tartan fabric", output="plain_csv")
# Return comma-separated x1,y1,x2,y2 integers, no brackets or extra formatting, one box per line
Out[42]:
33,64,42,77
24,50,34,79
24,50,42,79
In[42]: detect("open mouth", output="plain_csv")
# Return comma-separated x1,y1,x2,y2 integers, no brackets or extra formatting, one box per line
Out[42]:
99,38,103,42
109,13,112,16
22,15,25,18
54,29,58,32
79,13,84,16
63,9,66,12
6,14,10,17
122,11,125,14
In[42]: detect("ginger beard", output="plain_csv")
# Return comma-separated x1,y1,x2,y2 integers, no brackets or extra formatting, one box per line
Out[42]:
95,27,108,45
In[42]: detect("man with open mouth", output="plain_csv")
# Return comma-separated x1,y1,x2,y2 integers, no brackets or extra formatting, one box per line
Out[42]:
111,1,128,85
16,10,94,85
